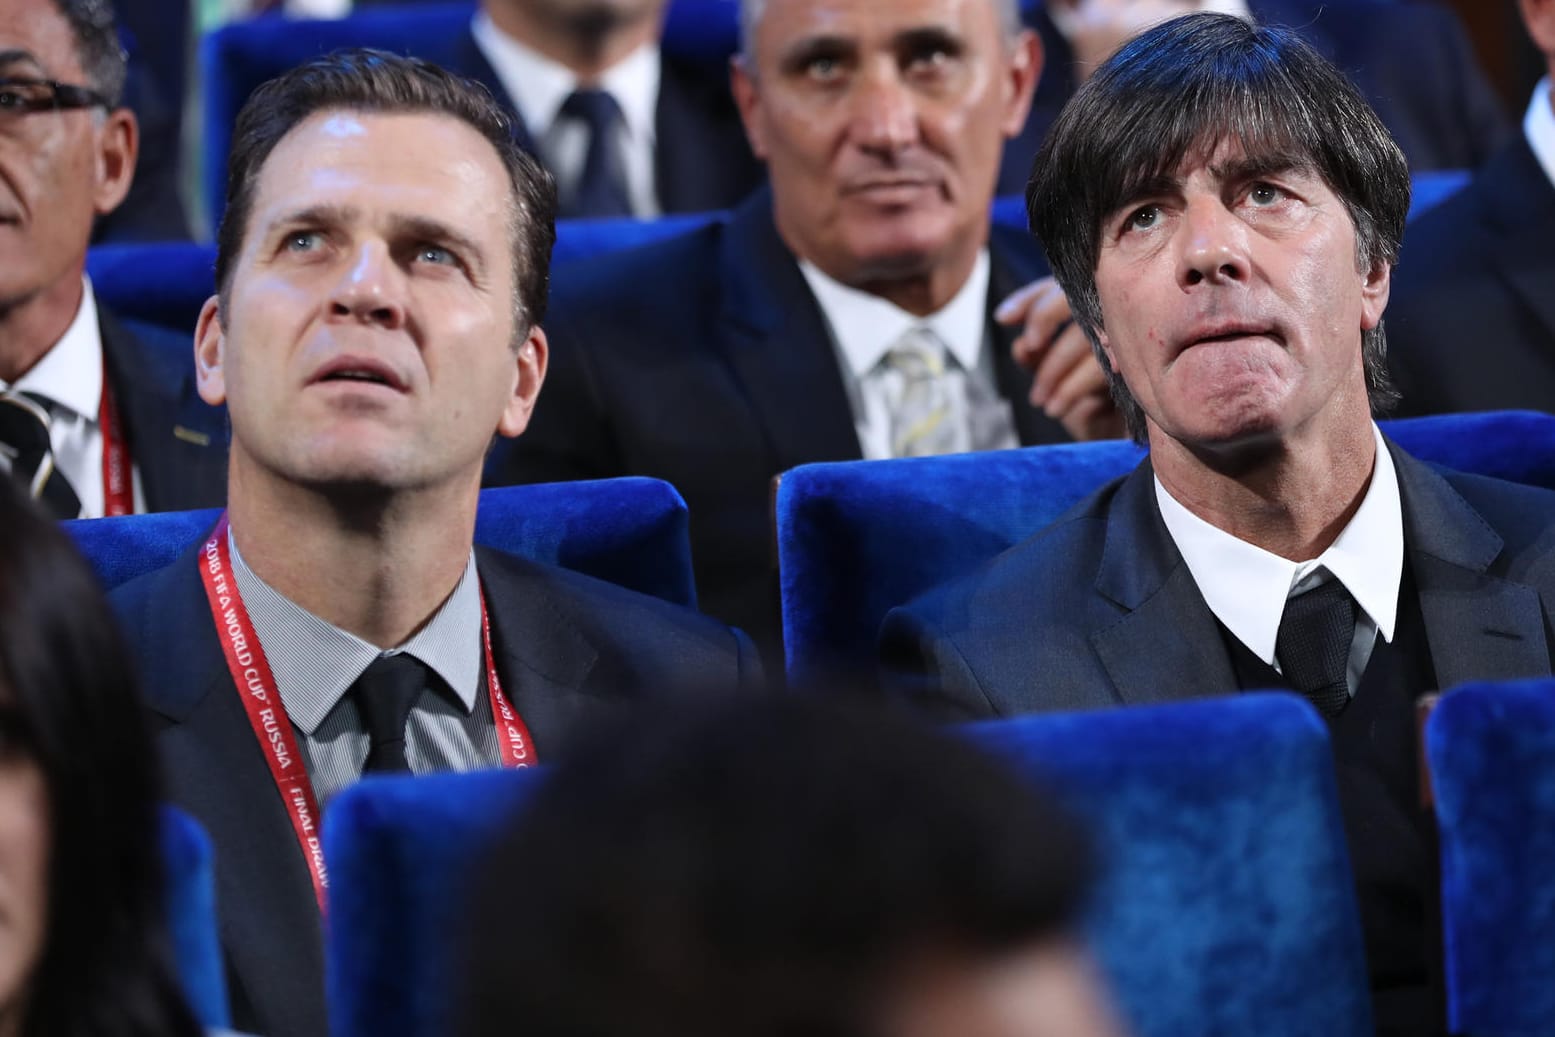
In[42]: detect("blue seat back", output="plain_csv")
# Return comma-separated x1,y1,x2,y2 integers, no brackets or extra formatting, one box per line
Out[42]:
1409,169,1471,221
67,478,698,606
1426,679,1555,1037
160,805,230,1028
776,411,1555,684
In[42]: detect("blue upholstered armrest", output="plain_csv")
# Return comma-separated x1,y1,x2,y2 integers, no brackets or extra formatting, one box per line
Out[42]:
161,806,230,1029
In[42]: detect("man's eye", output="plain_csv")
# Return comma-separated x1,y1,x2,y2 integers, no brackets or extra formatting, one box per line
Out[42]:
416,245,456,266
0,90,23,110
285,231,323,252
1247,183,1285,207
804,55,844,82
906,46,955,75
1125,205,1161,232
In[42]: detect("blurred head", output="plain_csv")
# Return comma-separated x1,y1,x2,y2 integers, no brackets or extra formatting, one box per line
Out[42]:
0,0,137,313
203,50,557,502
455,696,1127,1037
732,0,1037,311
0,477,200,1037
1028,13,1408,445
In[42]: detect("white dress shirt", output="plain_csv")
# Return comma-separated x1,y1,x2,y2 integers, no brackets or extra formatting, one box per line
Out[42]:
1525,77,1555,192
1154,424,1404,695
0,278,146,517
798,251,1018,460
472,11,662,217
1047,0,1250,41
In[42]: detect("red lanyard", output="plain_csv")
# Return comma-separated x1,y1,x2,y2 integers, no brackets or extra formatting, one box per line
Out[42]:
196,513,537,911
98,371,132,516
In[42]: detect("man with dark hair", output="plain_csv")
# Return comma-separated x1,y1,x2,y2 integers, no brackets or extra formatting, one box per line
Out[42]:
112,48,759,1037
0,0,224,517
880,14,1555,1035
455,696,1127,1037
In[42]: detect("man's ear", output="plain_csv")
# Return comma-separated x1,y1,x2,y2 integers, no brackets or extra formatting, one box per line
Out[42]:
496,325,549,439
1001,29,1043,138
92,107,139,216
729,56,769,161
1359,259,1392,332
194,295,229,407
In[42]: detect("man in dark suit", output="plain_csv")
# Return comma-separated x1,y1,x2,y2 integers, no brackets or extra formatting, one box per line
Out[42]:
415,0,762,216
487,0,1121,654
0,0,224,516
995,0,1507,195
111,51,758,1037
881,15,1555,1036
1386,0,1555,419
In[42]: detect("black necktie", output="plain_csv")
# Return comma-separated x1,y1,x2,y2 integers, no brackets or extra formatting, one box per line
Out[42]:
351,654,430,774
558,88,633,218
0,392,81,519
1275,578,1358,719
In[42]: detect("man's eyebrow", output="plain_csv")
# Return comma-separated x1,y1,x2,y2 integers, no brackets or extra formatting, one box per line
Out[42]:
265,203,358,235
0,50,48,75
1114,172,1181,210
893,25,965,55
777,34,856,72
1207,154,1312,183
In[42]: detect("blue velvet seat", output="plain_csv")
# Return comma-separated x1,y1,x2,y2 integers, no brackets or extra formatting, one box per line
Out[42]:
65,478,697,605
161,805,230,1028
776,410,1555,684
321,692,1369,1037
1425,679,1555,1037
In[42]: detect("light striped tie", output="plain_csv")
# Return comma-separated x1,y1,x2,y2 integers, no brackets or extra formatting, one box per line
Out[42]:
883,326,965,458
0,391,81,519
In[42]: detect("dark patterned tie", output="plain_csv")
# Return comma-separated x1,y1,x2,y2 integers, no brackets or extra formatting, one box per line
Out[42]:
350,654,430,774
558,88,633,218
0,392,81,519
1275,579,1358,719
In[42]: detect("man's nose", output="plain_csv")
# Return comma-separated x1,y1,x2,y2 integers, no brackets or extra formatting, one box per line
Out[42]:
1177,199,1250,288
848,66,918,156
329,241,408,328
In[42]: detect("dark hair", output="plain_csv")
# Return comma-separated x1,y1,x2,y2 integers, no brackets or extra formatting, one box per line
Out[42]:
454,696,1093,1037
0,478,202,1037
48,0,127,105
1027,12,1409,441
215,48,557,334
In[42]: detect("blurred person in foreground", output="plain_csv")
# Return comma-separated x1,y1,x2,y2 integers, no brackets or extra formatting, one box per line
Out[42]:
454,695,1128,1037
486,0,1123,658
0,474,212,1037
881,14,1555,1035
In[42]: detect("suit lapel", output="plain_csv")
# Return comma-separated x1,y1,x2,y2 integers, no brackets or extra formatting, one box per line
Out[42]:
1392,444,1552,689
986,226,1070,446
717,191,864,469
1479,141,1555,350
1089,462,1240,704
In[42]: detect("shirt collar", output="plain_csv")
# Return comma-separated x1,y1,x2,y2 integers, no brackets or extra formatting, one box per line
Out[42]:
797,250,991,378
1154,423,1403,666
1049,0,1248,38
2,277,101,421
228,532,485,734
1524,78,1555,192
471,10,661,146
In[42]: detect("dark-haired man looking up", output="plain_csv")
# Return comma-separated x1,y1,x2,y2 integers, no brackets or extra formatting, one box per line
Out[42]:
112,50,758,1037
881,14,1555,1035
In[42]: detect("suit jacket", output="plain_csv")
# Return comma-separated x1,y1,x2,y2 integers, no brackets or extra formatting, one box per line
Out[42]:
486,188,1070,654
1386,135,1555,418
419,26,764,215
113,543,761,1037
999,0,1508,195
100,307,227,512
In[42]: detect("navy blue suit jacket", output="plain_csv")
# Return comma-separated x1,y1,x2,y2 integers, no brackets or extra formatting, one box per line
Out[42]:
113,543,760,1037
1386,135,1555,418
418,26,764,214
101,307,227,512
486,188,1069,653
999,0,1508,194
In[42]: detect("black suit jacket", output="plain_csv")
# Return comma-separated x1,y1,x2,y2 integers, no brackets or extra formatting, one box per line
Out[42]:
1387,135,1555,418
100,307,226,512
420,26,764,214
112,543,760,1037
486,188,1070,653
999,0,1508,195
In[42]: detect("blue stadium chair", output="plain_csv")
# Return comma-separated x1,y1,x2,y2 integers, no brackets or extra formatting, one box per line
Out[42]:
1425,679,1555,1037
161,806,230,1029
1409,169,1471,221
321,692,1370,1037
65,478,698,606
776,410,1555,684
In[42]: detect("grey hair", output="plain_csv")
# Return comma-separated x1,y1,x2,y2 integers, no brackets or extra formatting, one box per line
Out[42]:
737,0,1022,62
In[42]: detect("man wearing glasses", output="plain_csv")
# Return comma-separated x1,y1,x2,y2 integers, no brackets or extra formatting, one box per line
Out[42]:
0,0,225,519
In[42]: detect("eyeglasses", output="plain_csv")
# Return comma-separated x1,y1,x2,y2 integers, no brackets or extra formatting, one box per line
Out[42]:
0,76,112,116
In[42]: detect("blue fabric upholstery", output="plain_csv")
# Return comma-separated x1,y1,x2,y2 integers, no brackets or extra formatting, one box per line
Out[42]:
160,805,230,1028
1425,679,1555,1037
323,768,544,1037
968,693,1372,1037
1409,168,1471,221
66,478,698,605
322,692,1368,1037
777,410,1555,684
